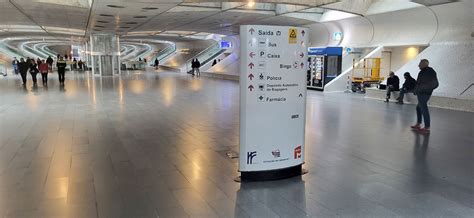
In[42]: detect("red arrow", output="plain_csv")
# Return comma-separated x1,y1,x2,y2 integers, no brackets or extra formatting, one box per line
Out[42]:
248,85,254,91
248,74,254,80
249,52,255,58
249,28,255,35
248,63,255,69
301,30,305,36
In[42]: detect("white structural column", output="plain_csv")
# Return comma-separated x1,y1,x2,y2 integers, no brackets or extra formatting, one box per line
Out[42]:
89,34,120,76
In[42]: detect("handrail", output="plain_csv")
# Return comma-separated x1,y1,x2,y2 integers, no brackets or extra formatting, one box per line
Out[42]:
460,83,474,95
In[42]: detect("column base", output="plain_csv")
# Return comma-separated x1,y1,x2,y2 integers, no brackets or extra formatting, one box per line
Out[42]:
240,164,303,182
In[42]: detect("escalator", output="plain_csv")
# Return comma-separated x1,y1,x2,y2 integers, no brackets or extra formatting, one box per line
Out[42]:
185,42,225,74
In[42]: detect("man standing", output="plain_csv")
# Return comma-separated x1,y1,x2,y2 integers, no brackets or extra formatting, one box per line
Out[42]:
385,72,400,102
397,72,417,104
411,59,439,134
56,56,67,85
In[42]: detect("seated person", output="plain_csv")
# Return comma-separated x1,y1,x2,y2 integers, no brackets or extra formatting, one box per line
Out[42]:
385,72,400,102
397,72,417,104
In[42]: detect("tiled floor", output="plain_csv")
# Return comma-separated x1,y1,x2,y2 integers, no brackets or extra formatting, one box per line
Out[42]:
0,71,473,218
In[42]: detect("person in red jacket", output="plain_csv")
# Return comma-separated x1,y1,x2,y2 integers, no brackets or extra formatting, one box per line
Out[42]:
38,60,49,87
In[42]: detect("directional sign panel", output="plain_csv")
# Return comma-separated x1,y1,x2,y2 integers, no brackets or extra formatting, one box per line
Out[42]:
240,25,308,173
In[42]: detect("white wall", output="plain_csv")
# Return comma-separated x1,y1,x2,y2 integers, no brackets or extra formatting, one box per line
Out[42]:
306,0,474,99
395,42,474,100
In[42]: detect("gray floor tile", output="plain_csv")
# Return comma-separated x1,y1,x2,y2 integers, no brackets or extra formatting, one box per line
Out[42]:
0,71,472,217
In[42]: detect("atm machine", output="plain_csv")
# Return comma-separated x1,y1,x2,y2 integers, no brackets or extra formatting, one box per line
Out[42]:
307,47,343,90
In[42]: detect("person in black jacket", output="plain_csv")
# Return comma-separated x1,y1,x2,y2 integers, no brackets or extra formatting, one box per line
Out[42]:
396,72,417,104
18,58,29,87
46,56,54,72
56,56,67,85
385,72,400,102
29,59,39,87
411,59,439,134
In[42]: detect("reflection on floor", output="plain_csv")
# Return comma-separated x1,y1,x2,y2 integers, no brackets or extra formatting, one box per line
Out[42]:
0,71,473,217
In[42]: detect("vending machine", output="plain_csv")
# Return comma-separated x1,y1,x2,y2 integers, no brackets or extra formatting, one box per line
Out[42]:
307,47,343,90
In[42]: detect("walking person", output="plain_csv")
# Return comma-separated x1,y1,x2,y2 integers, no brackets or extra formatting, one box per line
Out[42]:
195,58,201,77
396,72,417,104
12,57,19,75
78,60,83,71
385,72,399,102
18,58,29,87
73,58,77,71
29,59,39,87
39,60,49,87
56,56,67,85
190,59,196,76
46,56,54,72
411,59,439,134
154,58,159,70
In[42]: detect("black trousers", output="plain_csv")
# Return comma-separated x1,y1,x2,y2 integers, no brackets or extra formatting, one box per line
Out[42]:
30,72,38,84
41,73,48,85
58,71,65,83
20,73,27,85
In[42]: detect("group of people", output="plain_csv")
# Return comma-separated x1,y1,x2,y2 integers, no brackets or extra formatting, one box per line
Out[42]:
385,71,417,104
385,59,439,134
12,55,69,87
190,59,201,76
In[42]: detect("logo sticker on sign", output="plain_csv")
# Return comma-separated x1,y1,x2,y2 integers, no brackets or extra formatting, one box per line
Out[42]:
247,151,257,164
294,145,302,159
288,28,297,44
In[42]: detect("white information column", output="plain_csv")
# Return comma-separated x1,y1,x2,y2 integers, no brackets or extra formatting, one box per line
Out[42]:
239,25,308,181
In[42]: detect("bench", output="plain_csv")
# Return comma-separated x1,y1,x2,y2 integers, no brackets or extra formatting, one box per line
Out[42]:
365,88,474,112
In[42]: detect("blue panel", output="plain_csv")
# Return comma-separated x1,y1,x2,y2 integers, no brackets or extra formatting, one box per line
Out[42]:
307,47,326,55
325,47,343,55
220,41,232,49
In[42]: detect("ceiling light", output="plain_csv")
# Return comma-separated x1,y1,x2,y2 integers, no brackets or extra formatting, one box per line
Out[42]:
142,7,158,10
97,20,109,23
125,22,138,24
99,14,114,17
94,25,105,28
247,1,255,7
133,16,147,19
119,26,130,29
107,5,125,8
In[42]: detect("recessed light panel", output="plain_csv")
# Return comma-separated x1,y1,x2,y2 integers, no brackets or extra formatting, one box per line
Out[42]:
107,5,125,8
133,16,148,19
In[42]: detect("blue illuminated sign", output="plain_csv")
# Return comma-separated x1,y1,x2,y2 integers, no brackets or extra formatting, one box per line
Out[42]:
220,41,232,49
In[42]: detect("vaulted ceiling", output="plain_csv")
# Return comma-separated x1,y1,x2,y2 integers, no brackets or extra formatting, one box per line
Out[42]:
0,0,457,41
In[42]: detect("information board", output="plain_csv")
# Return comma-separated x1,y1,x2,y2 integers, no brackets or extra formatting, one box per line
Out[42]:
239,25,308,178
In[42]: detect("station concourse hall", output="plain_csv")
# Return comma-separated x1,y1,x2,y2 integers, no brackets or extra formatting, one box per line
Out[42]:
0,0,473,217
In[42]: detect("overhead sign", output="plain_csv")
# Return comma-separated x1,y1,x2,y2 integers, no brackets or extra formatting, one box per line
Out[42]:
220,40,232,49
308,47,343,56
240,25,308,179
